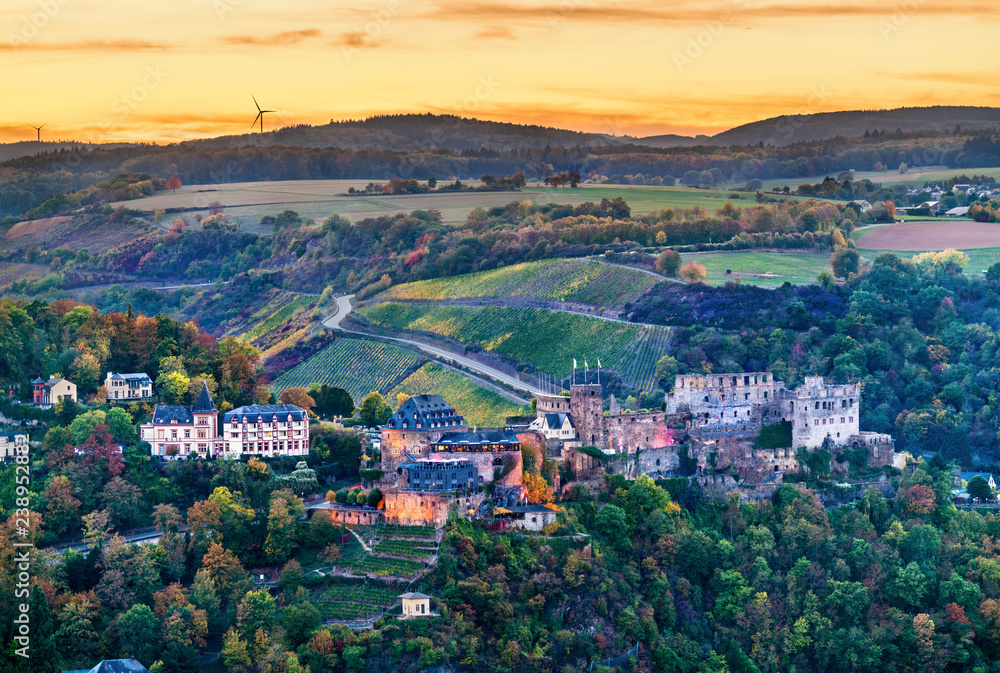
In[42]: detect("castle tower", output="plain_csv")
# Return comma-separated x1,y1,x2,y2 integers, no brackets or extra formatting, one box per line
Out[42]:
570,384,605,448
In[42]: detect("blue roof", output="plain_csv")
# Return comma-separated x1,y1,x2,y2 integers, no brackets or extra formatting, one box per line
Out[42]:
223,404,308,423
544,413,572,429
962,472,994,481
385,394,465,431
152,404,194,425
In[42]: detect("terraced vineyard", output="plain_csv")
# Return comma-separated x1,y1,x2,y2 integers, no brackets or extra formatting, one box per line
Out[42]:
345,556,425,578
317,584,399,621
359,303,671,392
371,538,437,559
0,262,48,288
388,363,531,426
223,291,317,343
382,259,658,308
270,337,423,400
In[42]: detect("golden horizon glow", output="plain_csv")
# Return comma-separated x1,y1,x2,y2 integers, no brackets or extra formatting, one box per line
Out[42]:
1,0,998,144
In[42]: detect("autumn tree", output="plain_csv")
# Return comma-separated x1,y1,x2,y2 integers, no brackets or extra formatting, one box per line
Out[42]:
279,387,316,415
679,261,707,283
523,473,553,504
167,176,182,193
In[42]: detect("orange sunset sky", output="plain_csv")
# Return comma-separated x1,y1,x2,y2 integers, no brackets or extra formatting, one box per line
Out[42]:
1,0,997,144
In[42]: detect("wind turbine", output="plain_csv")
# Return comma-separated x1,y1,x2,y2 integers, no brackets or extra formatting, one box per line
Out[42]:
250,96,275,133
29,123,46,142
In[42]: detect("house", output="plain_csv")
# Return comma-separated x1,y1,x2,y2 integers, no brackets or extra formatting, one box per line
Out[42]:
399,592,434,618
528,413,576,442
140,383,223,460
945,206,970,218
851,200,873,213
0,430,28,460
501,503,559,531
961,472,996,489
62,658,151,673
104,372,153,401
221,403,310,458
32,376,77,406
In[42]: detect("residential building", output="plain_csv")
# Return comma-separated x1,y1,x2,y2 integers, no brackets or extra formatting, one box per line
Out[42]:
221,403,310,458
140,383,223,460
0,430,28,460
104,372,153,401
32,376,77,406
62,658,151,673
528,413,576,441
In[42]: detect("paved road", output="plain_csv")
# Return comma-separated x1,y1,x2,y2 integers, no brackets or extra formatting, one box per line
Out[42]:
320,295,545,397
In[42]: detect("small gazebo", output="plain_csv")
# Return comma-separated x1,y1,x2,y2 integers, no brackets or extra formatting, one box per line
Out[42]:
399,592,434,618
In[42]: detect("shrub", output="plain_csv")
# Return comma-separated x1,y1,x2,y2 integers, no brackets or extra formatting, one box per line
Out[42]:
679,261,707,282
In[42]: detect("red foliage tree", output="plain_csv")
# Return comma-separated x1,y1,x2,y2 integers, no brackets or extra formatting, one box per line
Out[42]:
166,176,182,193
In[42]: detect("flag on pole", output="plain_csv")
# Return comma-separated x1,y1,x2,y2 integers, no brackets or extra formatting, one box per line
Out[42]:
584,358,588,372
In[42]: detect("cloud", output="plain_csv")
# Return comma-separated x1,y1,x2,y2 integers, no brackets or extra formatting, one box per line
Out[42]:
475,26,516,39
0,39,171,52
330,31,389,49
423,0,999,25
221,29,321,46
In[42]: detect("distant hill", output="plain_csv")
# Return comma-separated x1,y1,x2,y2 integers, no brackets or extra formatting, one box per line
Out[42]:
187,113,631,151
710,106,1000,147
0,140,135,163
635,133,712,148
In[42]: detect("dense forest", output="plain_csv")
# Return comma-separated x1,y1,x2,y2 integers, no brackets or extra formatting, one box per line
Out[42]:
632,250,1000,465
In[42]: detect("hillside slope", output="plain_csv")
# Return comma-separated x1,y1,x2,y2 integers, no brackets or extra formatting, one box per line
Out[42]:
711,105,1000,146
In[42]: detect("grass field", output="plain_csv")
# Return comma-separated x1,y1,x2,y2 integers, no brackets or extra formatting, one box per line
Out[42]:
755,166,1000,191
359,302,671,392
270,337,423,401
388,362,531,426
115,179,802,231
679,251,833,288
383,258,658,308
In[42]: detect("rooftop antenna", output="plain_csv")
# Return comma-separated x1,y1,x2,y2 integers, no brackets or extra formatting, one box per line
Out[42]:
29,123,46,142
250,95,275,133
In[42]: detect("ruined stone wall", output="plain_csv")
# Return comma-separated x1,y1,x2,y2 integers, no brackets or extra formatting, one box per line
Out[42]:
314,507,384,526
603,411,677,454
667,372,784,431
536,393,572,416
782,377,860,449
383,490,487,527
847,432,896,468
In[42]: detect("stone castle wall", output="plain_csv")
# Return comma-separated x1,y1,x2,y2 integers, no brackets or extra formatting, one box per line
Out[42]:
384,490,487,527
784,377,860,449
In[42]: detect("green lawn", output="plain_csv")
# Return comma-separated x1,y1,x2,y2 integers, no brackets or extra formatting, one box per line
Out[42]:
754,166,1000,191
679,250,833,288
